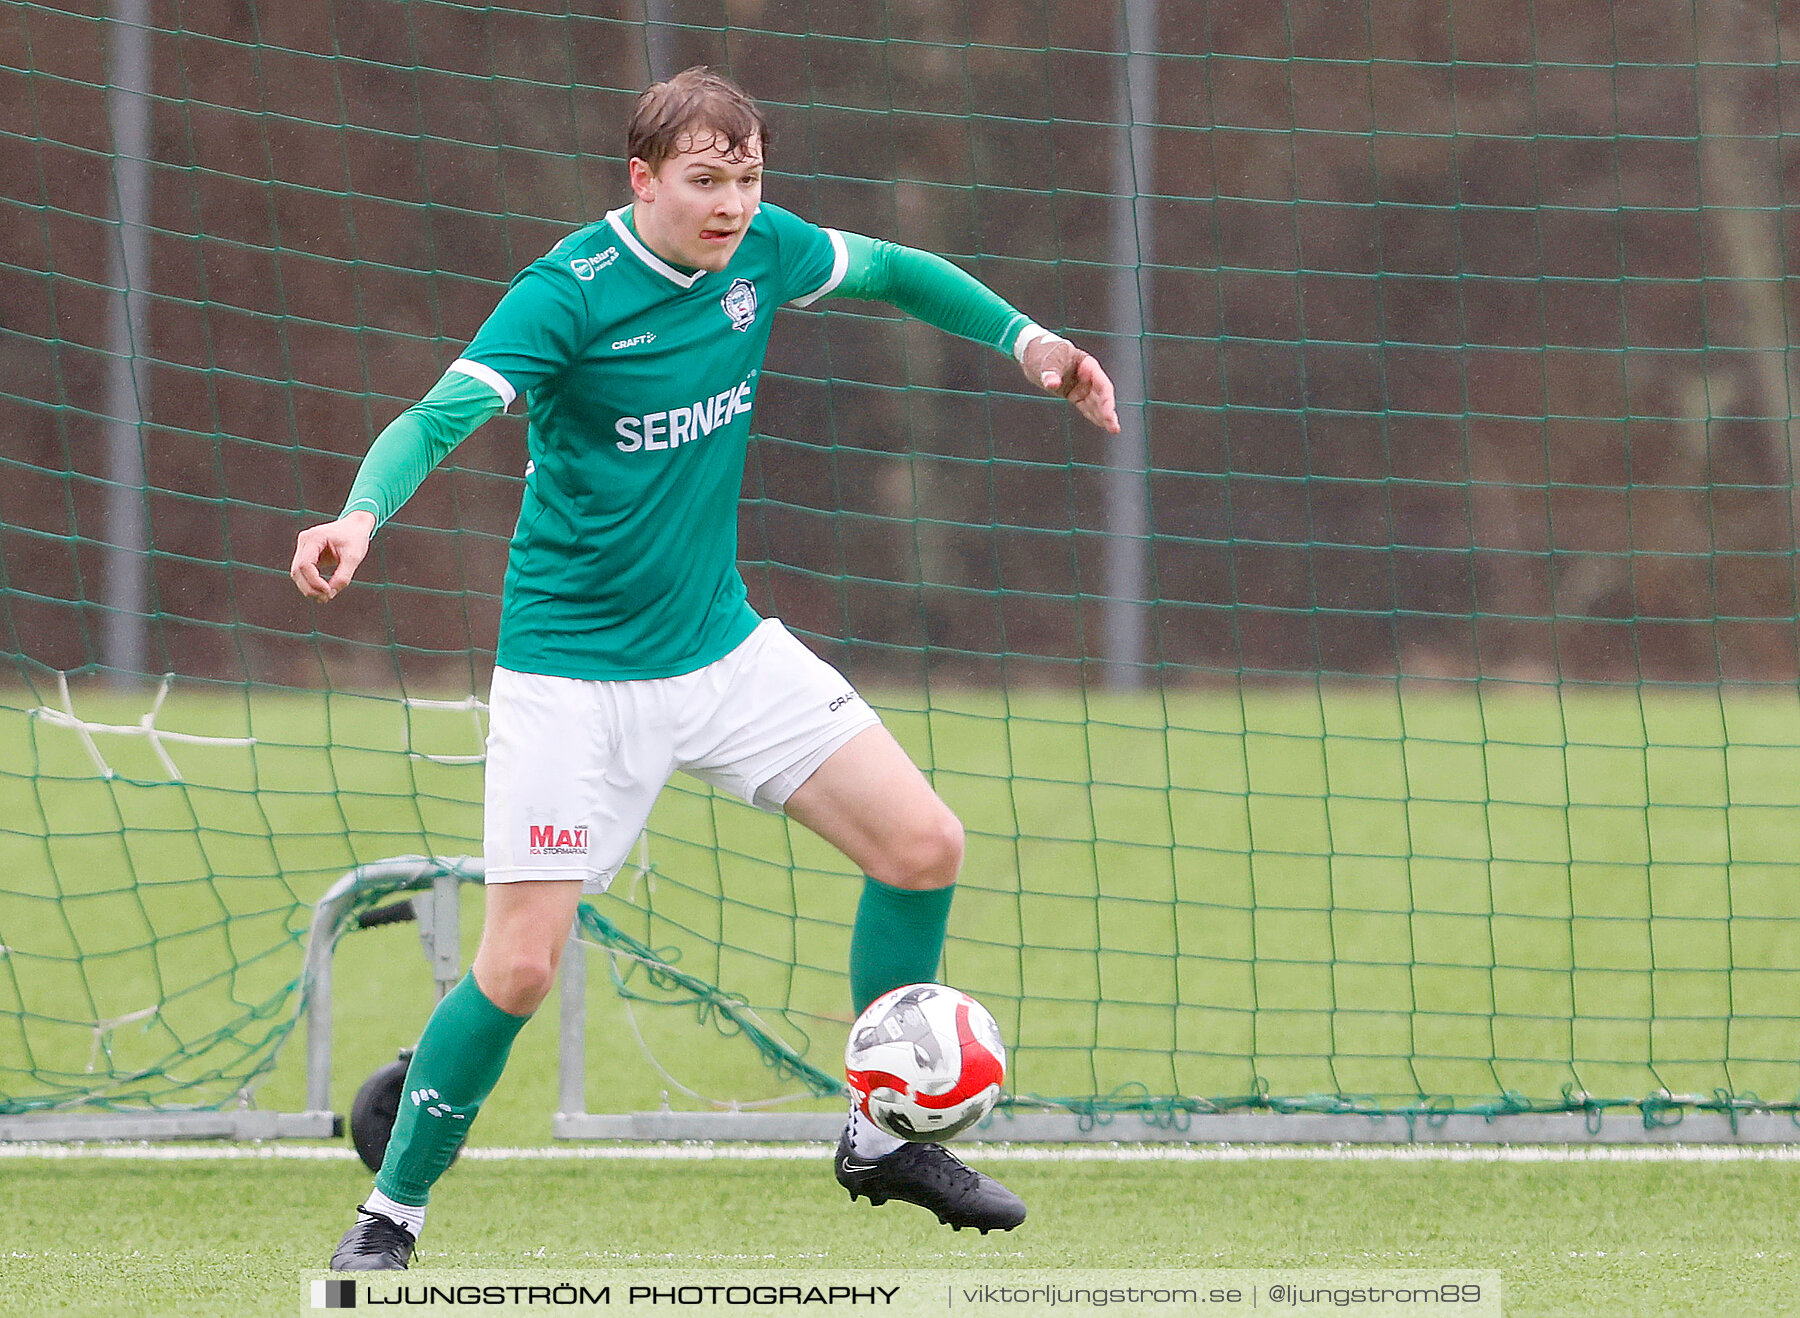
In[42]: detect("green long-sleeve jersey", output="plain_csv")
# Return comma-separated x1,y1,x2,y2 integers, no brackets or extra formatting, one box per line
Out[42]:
340,202,1046,680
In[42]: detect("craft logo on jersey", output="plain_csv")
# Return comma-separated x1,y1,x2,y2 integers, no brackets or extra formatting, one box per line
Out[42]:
722,277,758,331
528,824,588,856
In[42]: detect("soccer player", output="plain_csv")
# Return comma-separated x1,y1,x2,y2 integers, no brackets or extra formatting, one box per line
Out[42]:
294,68,1118,1271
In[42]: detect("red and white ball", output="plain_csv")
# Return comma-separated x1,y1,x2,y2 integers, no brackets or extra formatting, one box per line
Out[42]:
844,983,1005,1141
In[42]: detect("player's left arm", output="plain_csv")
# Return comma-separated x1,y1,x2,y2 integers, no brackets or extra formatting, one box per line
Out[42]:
797,231,1119,434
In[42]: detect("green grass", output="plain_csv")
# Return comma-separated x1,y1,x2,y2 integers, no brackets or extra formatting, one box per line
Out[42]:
8,676,1800,1315
2,1154,1797,1316
8,675,1800,1124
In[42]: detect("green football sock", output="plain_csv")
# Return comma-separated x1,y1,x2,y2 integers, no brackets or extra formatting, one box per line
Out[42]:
848,877,955,1015
373,971,529,1206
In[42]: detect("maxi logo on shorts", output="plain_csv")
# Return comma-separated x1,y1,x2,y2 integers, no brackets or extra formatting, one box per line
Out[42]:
528,824,589,856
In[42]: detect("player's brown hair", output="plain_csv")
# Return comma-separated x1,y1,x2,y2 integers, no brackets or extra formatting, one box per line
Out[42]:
628,67,769,169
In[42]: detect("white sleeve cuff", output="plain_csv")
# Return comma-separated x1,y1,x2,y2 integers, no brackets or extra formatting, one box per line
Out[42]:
790,229,850,308
1011,322,1065,362
448,358,518,409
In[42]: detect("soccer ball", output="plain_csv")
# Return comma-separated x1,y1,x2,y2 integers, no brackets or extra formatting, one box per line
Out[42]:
844,983,1005,1141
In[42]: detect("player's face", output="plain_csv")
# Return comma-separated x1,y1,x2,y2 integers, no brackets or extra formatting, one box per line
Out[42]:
629,132,763,272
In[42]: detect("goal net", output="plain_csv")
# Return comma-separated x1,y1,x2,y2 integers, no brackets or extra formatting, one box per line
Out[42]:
6,1,1800,1134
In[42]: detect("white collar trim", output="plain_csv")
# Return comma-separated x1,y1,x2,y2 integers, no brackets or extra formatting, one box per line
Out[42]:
606,207,706,288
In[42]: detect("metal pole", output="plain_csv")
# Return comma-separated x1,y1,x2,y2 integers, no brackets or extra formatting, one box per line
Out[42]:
557,927,588,1121
103,0,153,679
644,0,676,81
1102,0,1158,689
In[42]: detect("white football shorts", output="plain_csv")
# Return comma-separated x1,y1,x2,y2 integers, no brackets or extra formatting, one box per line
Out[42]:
483,618,881,891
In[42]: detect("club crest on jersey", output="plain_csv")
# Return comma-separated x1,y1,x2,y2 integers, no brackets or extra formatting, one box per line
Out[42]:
721,278,758,331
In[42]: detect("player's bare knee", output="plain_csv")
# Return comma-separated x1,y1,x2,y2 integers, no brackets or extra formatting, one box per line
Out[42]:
474,953,556,1015
877,810,963,890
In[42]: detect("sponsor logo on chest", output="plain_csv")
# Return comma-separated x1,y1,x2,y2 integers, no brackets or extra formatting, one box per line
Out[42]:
569,247,619,281
614,371,757,453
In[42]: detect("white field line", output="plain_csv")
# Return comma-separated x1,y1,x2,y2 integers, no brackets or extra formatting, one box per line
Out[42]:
3,1142,1800,1163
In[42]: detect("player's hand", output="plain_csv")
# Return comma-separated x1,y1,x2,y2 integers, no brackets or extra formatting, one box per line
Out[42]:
291,511,376,601
1022,335,1120,434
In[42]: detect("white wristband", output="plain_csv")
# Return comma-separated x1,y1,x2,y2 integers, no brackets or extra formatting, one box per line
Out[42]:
1012,323,1068,363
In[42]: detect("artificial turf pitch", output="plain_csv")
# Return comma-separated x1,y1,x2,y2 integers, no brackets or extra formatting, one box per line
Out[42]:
2,1149,1798,1316
9,681,1800,1315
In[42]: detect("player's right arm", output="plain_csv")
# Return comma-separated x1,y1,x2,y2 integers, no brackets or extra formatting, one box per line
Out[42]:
290,370,504,600
290,258,588,601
